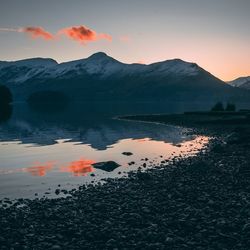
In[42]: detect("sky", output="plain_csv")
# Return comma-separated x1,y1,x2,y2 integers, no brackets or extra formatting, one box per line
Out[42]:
0,0,249,81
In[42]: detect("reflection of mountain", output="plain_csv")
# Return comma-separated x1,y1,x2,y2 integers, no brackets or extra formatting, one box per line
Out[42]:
0,104,196,150
0,104,12,123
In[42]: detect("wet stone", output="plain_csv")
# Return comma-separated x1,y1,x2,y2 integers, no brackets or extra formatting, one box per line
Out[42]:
92,161,120,172
122,152,133,156
55,189,60,195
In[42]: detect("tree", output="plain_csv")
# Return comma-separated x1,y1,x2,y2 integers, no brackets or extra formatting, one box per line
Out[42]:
225,103,236,112
0,85,13,123
0,85,12,105
211,102,224,112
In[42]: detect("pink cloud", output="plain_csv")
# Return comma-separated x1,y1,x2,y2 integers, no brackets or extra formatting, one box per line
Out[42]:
98,33,112,42
119,35,131,43
59,25,112,44
22,26,54,40
0,25,111,45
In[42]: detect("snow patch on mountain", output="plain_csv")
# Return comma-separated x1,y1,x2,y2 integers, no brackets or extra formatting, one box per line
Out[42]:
0,58,57,68
148,59,199,76
228,76,250,88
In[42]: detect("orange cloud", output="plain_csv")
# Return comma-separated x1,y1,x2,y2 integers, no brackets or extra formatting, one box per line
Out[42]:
0,25,111,45
22,26,54,40
98,33,112,42
59,25,112,44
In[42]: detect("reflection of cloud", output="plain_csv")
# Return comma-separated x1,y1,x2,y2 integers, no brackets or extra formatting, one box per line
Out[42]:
25,161,55,176
137,59,146,64
60,158,95,176
59,25,112,44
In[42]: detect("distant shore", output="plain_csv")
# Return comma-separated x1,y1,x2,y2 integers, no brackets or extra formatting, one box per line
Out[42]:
119,110,250,131
1,111,250,249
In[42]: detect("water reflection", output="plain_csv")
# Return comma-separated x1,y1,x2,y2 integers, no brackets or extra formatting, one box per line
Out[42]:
60,158,95,176
0,102,211,199
25,161,55,176
0,104,12,123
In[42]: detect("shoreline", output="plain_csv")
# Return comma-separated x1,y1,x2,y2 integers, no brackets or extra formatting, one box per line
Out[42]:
1,115,250,249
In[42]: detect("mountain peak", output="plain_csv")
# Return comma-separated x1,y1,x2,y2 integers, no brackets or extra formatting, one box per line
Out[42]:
149,58,200,76
228,76,250,89
87,52,110,60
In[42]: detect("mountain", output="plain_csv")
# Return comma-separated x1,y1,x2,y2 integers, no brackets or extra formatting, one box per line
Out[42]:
0,52,249,103
0,58,58,84
228,76,250,90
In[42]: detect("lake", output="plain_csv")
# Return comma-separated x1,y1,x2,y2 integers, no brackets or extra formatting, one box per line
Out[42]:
0,102,211,199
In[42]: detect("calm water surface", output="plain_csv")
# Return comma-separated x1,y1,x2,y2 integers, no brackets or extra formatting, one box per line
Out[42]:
0,103,210,199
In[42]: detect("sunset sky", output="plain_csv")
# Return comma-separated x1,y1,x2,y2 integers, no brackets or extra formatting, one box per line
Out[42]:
0,0,249,81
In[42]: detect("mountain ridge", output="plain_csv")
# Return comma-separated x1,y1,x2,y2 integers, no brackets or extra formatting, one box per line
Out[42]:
228,76,250,90
0,52,205,83
0,52,249,103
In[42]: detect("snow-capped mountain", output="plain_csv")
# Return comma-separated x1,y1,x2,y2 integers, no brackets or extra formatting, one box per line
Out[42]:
0,57,57,68
0,58,57,84
228,76,250,90
0,52,201,84
0,52,247,102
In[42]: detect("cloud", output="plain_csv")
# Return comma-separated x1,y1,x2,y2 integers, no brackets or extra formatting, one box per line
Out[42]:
119,35,131,43
22,27,54,40
0,26,54,40
98,33,112,42
0,28,22,32
0,25,111,44
59,25,112,44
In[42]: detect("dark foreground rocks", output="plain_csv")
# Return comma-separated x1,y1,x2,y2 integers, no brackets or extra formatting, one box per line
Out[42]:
1,128,250,249
92,161,120,172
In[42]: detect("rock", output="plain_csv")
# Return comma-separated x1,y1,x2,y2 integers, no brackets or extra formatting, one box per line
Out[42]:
165,237,174,244
92,161,120,172
55,189,60,195
61,189,68,195
122,152,133,156
142,207,151,213
106,238,116,246
211,144,226,153
242,223,250,231
137,172,152,181
128,161,135,165
51,245,62,250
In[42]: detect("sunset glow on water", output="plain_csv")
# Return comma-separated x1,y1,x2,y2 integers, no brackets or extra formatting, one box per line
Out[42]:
0,132,209,199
